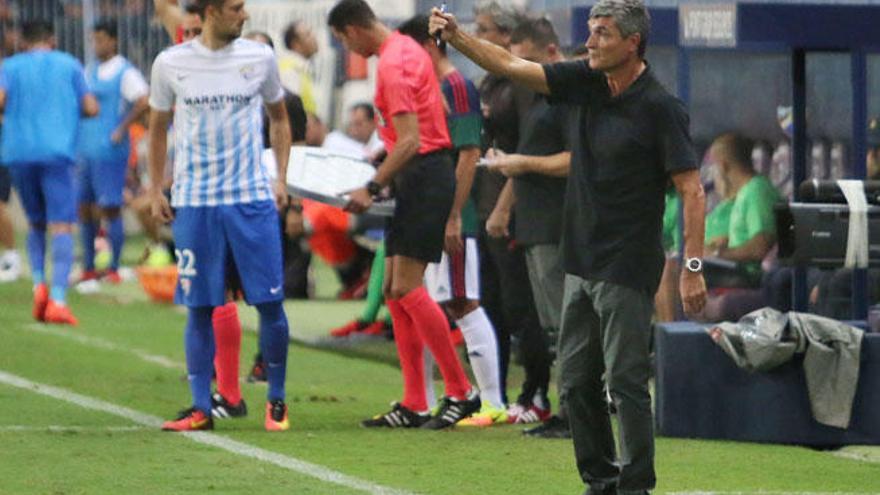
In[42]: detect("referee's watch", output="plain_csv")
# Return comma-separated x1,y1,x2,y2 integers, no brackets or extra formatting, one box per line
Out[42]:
685,257,703,273
366,180,383,196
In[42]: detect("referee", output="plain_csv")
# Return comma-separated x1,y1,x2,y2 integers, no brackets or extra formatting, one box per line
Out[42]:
432,1,707,492
329,0,480,430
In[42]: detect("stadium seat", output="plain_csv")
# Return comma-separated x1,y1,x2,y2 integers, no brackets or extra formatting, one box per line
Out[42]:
654,321,880,446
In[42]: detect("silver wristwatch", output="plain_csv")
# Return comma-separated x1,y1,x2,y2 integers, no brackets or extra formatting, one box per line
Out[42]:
685,257,703,273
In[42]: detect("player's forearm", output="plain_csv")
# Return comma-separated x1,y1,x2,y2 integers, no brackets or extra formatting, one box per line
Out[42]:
147,128,168,194
522,151,570,177
117,97,149,134
372,136,419,186
719,233,772,263
450,147,479,217
270,116,292,181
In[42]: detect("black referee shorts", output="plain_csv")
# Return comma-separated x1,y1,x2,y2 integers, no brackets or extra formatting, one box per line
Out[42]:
385,150,454,263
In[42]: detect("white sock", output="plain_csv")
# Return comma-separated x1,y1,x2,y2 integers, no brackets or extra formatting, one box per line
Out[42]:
532,390,549,410
422,347,437,410
457,307,504,409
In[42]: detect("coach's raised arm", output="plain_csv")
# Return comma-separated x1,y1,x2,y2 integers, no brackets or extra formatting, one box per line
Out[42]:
429,8,549,94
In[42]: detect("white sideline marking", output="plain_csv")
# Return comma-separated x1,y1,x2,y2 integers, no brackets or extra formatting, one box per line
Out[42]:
0,370,416,495
24,324,183,370
669,492,880,494
0,425,146,432
832,450,880,464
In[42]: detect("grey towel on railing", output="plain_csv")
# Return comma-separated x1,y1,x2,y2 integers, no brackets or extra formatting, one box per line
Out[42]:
710,307,863,429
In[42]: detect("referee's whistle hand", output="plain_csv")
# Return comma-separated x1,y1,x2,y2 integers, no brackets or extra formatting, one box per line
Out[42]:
343,187,372,214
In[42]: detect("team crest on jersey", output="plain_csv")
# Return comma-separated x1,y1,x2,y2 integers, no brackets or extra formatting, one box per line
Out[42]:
240,64,258,80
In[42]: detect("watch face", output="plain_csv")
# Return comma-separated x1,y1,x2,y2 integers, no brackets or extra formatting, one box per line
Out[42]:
687,258,702,272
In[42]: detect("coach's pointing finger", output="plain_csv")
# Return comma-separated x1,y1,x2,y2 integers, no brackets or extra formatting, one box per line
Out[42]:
428,8,457,41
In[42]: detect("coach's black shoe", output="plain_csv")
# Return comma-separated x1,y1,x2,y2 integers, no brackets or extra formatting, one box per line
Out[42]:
523,415,571,439
361,402,430,428
421,390,481,430
211,393,248,419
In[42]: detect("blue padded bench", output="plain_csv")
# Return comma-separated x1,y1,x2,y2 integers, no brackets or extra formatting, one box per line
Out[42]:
654,321,880,446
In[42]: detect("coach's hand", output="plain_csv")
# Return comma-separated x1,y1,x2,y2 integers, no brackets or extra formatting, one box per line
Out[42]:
273,180,288,211
149,189,174,224
487,152,526,177
344,187,373,214
429,7,458,41
680,271,707,317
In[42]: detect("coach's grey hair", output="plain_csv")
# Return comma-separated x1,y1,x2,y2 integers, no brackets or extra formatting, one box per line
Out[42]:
589,0,651,57
474,1,521,34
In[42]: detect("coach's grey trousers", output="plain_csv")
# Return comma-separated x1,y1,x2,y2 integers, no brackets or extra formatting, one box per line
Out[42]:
558,274,655,493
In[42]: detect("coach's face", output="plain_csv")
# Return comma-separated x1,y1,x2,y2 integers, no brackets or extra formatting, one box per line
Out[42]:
585,16,640,72
209,0,249,41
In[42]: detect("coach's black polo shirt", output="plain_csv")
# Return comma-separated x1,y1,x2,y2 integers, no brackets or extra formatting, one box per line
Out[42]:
543,61,698,295
512,92,570,246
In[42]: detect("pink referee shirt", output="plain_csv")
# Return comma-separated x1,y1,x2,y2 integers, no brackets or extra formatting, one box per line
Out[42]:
374,31,451,154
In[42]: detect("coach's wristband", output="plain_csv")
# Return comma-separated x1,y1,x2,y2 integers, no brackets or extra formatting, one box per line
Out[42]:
366,180,383,196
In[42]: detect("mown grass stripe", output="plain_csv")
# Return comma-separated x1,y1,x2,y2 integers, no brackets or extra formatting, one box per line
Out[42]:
0,370,417,495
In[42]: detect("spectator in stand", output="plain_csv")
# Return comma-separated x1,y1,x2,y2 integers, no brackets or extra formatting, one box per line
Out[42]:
323,102,384,159
279,20,318,115
687,133,781,322
707,134,779,273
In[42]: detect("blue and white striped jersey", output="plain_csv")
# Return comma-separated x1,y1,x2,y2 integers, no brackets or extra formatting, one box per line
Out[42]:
149,38,284,207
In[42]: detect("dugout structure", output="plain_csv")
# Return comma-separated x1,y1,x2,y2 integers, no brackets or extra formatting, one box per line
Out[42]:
654,2,880,446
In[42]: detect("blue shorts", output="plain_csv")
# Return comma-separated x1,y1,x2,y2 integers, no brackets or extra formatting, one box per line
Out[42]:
172,200,284,308
78,157,127,207
9,162,78,225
